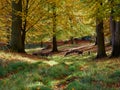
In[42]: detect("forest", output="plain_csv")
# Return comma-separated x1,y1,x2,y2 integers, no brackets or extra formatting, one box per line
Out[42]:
0,0,120,90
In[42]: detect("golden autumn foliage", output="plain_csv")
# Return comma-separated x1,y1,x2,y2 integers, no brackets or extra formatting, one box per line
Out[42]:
0,0,97,43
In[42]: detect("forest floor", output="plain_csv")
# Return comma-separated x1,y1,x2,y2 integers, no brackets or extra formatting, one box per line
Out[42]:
1,41,120,90
30,40,111,57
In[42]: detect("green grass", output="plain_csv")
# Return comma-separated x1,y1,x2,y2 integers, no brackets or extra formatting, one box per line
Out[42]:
0,51,120,90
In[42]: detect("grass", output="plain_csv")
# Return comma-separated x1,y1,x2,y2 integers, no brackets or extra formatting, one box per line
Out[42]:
0,51,120,90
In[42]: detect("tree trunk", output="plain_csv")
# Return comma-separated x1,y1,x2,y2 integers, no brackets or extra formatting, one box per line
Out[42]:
20,0,29,53
114,21,120,56
110,15,116,57
70,36,74,44
110,21,120,57
96,19,107,58
69,17,74,45
52,35,58,52
10,0,24,52
40,40,43,47
21,29,26,53
52,3,58,52
109,2,120,57
95,37,97,45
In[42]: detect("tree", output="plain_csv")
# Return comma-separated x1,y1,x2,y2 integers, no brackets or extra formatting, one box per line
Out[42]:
21,0,29,52
10,0,48,52
80,0,107,58
52,2,58,52
96,2,107,58
10,0,24,52
109,0,120,57
0,0,11,42
96,18,107,58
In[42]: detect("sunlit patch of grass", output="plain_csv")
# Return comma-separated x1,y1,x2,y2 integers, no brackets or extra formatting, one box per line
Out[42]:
25,47,42,54
43,60,58,66
58,44,80,50
0,51,38,63
48,53,95,65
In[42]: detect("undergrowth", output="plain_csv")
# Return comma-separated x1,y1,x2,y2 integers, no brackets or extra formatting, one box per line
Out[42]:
0,51,120,90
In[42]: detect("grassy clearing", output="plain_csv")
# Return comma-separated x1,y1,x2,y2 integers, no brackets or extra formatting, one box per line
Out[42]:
0,51,120,90
25,47,43,54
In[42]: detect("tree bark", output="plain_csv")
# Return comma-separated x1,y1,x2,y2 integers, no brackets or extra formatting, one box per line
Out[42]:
110,14,116,57
21,29,26,53
52,3,58,52
96,19,107,58
95,37,97,45
52,35,58,52
110,2,120,57
10,0,24,52
110,20,120,57
40,40,43,47
115,21,120,56
70,36,74,44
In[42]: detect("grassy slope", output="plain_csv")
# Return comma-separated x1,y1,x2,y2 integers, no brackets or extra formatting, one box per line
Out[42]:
0,51,120,90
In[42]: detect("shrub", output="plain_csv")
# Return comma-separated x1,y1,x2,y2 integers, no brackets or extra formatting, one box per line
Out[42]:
66,80,106,90
7,62,29,72
80,76,94,83
109,70,120,82
47,64,69,79
0,66,7,77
